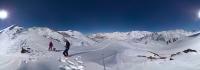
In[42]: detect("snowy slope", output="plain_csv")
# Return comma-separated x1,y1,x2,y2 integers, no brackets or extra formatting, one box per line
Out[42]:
59,30,95,47
0,25,95,54
1,25,200,70
0,25,96,70
85,32,200,70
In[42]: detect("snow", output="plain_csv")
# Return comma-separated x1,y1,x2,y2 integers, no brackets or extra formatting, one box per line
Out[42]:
1,25,200,70
89,31,152,41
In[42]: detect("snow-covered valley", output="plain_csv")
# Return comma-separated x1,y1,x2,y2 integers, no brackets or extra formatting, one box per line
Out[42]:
1,25,200,70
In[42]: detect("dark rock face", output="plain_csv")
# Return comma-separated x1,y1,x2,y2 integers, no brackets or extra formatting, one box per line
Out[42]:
138,49,198,61
183,49,197,53
170,52,181,57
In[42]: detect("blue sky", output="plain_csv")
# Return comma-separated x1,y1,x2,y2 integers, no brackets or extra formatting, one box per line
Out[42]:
1,0,200,33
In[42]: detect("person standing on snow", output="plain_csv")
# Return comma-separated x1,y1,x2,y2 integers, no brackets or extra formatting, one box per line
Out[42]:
63,40,70,57
49,41,53,51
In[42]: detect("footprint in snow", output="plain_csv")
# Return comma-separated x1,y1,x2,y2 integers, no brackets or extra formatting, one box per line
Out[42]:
59,56,84,70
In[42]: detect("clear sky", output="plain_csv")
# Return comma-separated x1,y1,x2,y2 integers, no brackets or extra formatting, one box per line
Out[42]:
0,0,200,33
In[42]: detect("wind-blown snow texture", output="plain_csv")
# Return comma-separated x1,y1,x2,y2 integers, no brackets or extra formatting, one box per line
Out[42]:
1,25,200,70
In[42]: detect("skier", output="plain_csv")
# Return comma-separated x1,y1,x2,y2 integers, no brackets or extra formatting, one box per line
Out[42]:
49,41,53,51
63,39,70,57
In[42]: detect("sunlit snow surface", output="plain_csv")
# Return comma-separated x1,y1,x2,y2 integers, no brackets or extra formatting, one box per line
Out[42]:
1,25,200,70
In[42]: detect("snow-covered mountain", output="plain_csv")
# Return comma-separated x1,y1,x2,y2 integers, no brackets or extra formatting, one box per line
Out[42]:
0,25,95,54
89,29,195,44
1,25,200,70
89,31,152,41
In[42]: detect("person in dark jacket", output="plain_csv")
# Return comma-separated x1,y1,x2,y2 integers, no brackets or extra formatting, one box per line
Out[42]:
49,41,53,51
63,40,70,57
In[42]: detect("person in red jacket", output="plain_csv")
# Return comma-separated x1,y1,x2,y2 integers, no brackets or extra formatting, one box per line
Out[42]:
49,41,53,51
